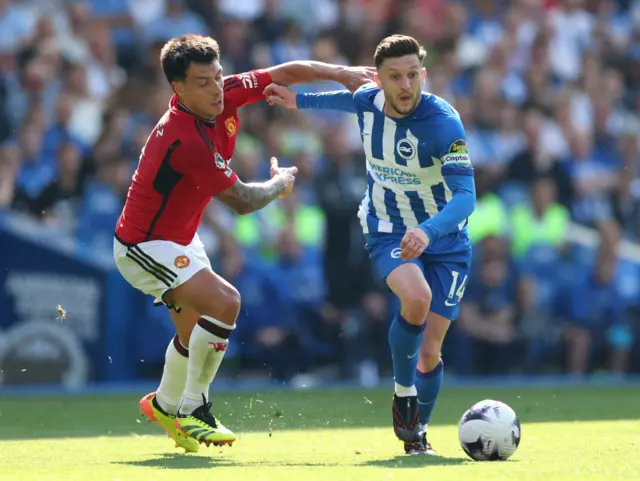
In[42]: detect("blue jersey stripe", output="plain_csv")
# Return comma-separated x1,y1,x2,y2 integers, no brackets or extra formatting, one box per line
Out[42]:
371,112,384,160
418,145,434,168
406,191,430,224
366,172,379,232
383,188,406,234
357,113,365,140
394,123,408,166
431,182,447,212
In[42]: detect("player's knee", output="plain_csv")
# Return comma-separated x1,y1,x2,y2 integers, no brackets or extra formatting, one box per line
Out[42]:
198,283,241,326
400,288,432,324
216,285,241,326
418,348,441,373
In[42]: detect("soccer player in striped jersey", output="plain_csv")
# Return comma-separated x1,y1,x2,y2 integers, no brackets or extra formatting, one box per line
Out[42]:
265,35,476,455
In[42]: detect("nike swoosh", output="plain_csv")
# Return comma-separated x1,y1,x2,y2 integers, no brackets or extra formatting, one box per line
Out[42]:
444,300,457,307
407,351,419,359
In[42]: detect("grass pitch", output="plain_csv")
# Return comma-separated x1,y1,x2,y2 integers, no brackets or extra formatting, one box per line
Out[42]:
0,385,638,481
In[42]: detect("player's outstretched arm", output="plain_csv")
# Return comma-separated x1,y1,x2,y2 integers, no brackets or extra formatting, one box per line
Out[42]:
264,84,356,113
266,62,375,92
215,158,297,215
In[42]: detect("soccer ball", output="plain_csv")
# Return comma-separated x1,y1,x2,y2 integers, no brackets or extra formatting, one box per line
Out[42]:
458,399,521,461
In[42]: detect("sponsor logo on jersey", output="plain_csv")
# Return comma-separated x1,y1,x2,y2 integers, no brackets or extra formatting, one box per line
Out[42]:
240,72,258,89
370,163,421,185
448,139,468,154
174,255,190,269
225,117,236,137
215,153,226,169
396,138,417,160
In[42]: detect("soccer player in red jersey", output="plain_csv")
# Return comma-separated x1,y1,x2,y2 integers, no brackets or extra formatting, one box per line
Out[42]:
113,35,373,452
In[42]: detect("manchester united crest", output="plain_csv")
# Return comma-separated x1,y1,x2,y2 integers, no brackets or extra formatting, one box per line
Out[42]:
174,255,190,269
225,117,236,137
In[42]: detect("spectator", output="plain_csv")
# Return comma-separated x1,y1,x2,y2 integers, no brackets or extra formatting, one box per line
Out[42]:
510,173,570,258
453,236,533,376
219,237,298,381
564,243,633,375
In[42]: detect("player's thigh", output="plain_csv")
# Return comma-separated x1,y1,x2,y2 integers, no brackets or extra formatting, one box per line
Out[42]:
424,260,470,322
114,235,239,325
113,238,188,305
387,263,431,306
169,307,201,347
365,234,429,304
164,268,240,326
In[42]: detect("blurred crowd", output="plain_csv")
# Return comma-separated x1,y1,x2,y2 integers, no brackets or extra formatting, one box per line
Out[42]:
1,0,640,384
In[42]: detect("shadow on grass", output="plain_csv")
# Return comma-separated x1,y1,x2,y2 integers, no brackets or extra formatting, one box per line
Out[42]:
362,454,470,468
114,452,446,469
113,453,232,469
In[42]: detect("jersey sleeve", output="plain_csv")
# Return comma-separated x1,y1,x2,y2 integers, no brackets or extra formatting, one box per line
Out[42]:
436,116,473,177
178,142,238,197
296,90,357,113
352,83,379,111
223,70,273,108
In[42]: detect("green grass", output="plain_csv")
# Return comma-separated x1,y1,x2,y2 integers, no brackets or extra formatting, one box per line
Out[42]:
0,386,639,480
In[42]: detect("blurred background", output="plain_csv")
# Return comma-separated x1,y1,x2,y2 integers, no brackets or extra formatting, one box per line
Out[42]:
1,0,640,392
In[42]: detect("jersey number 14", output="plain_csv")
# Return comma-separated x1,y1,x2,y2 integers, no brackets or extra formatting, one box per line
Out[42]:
447,270,468,305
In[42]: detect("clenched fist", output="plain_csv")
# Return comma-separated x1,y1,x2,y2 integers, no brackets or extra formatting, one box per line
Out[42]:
400,228,430,261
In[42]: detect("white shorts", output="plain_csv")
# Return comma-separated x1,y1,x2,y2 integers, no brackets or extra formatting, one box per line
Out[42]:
113,233,211,308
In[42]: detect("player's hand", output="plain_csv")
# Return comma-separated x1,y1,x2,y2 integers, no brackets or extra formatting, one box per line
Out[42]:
400,228,430,261
337,66,377,92
270,157,297,198
264,84,298,109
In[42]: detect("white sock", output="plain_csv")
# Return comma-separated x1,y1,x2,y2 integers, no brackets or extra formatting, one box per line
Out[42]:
155,335,188,415
179,316,234,415
395,382,417,397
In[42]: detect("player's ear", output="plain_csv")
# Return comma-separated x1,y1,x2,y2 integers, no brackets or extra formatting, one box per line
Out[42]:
374,72,382,89
171,81,184,96
421,68,427,82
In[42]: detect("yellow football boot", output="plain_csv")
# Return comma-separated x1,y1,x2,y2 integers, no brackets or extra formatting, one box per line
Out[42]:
175,394,236,447
140,392,200,453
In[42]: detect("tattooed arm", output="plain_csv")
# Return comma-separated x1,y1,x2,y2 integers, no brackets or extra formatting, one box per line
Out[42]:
215,158,297,215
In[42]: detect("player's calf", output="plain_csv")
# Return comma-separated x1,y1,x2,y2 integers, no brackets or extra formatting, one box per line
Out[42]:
162,269,241,442
386,264,432,442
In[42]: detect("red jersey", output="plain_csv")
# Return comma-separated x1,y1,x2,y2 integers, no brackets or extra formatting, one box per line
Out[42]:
115,69,273,246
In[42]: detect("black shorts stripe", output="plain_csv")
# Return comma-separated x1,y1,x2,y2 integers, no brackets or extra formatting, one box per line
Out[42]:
127,248,177,283
130,245,177,280
126,251,174,287
127,250,176,286
126,250,175,285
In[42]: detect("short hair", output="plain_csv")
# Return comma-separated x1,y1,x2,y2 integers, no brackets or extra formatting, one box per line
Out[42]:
373,35,426,68
160,34,221,83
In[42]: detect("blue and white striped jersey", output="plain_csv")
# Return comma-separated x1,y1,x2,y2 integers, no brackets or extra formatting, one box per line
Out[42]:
296,83,475,253
352,84,472,238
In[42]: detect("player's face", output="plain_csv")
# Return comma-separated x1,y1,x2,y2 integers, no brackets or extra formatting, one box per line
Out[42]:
376,55,426,117
174,60,225,119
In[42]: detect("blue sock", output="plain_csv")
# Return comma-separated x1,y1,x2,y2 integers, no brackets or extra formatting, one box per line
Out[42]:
416,359,444,425
388,313,425,388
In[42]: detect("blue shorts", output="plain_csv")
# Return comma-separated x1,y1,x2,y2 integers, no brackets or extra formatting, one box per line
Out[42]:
364,233,472,321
